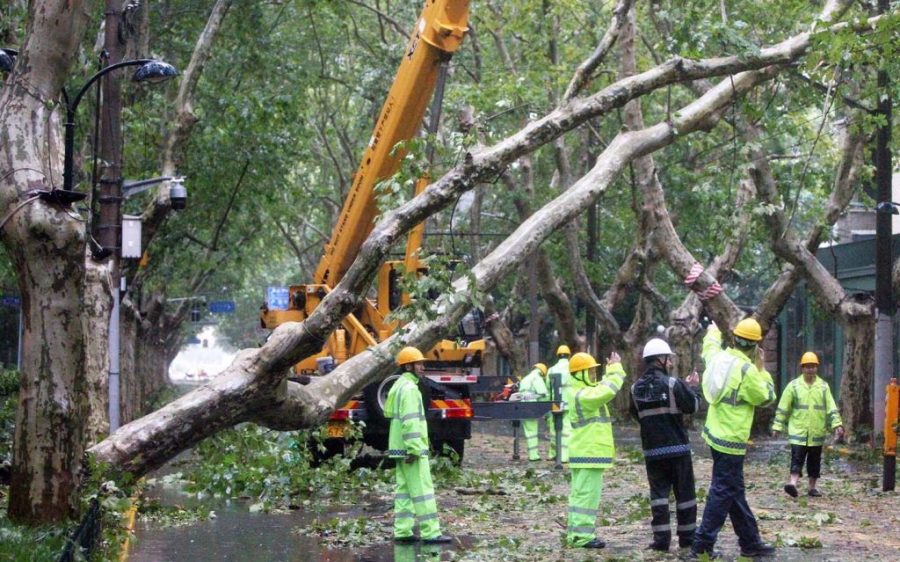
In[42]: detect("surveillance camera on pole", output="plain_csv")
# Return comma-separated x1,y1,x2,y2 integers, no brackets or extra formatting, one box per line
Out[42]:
169,177,187,210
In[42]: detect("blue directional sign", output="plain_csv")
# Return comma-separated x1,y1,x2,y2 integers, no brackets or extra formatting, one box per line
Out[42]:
208,300,236,314
0,295,21,307
267,286,290,310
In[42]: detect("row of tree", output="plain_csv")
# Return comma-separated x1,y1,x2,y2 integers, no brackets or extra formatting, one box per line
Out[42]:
0,0,896,525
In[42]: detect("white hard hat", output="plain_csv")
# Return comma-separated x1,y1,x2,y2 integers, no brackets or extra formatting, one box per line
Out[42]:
642,338,674,359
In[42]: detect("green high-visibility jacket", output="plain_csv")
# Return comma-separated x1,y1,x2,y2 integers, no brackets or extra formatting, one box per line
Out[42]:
772,375,842,446
700,327,776,455
385,372,430,458
519,367,548,401
547,358,572,403
566,363,626,469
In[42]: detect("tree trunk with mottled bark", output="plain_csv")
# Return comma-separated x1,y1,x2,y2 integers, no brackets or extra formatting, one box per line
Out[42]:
0,0,94,525
839,315,875,438
119,307,140,424
82,261,112,441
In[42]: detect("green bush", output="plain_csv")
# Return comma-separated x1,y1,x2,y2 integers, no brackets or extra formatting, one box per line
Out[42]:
0,518,70,562
0,370,18,468
0,369,19,397
183,423,392,510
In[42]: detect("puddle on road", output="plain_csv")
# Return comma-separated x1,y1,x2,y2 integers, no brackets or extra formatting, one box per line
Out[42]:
128,422,882,562
127,480,473,562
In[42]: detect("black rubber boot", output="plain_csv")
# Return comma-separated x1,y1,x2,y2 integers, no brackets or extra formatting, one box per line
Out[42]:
393,535,417,543
421,535,453,544
582,538,606,549
688,547,721,559
740,542,776,557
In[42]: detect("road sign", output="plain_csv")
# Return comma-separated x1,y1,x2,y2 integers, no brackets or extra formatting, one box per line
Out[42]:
0,295,21,307
208,300,236,314
267,286,290,310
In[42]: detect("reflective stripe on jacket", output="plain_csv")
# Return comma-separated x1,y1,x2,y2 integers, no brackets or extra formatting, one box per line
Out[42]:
700,327,776,455
385,372,430,458
566,363,626,469
630,366,701,460
519,368,549,401
771,375,842,446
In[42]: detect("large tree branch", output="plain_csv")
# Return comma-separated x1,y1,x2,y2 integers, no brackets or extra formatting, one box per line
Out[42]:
754,118,865,326
562,0,635,99
140,0,234,239
749,119,870,321
547,0,636,350
619,7,747,335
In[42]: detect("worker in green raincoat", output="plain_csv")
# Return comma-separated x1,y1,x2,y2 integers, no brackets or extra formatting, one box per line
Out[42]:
691,319,776,559
386,347,452,544
518,363,549,461
772,351,844,498
565,351,626,548
547,345,573,463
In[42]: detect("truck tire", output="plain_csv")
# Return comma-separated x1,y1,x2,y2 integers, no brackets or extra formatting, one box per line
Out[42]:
363,375,401,426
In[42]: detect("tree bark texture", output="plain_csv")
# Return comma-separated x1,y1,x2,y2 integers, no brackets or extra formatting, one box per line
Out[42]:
839,315,875,437
0,0,95,525
82,260,112,441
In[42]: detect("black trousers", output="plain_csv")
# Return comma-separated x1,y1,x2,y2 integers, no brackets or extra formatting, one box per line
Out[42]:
693,448,762,552
790,445,822,478
646,454,697,547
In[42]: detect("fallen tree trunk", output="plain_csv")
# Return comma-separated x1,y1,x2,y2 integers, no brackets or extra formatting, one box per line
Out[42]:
89,49,788,475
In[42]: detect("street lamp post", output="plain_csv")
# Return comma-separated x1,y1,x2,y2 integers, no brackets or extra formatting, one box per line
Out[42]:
60,56,177,431
62,59,178,193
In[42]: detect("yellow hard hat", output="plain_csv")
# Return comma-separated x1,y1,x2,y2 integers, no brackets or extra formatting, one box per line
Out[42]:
396,346,425,366
568,352,599,374
534,363,548,376
733,318,762,342
556,344,571,356
800,352,819,366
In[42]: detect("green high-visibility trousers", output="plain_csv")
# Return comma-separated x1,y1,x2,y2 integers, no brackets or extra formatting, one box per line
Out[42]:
394,457,442,540
522,418,541,460
547,413,571,463
567,467,604,547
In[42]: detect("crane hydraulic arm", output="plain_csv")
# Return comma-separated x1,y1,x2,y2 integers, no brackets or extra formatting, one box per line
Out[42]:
261,1,480,377
314,0,470,288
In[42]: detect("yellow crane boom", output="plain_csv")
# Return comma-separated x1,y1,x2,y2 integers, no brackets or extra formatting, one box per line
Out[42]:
314,0,469,287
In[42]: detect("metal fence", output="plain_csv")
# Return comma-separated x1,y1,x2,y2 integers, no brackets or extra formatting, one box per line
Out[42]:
58,497,103,562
